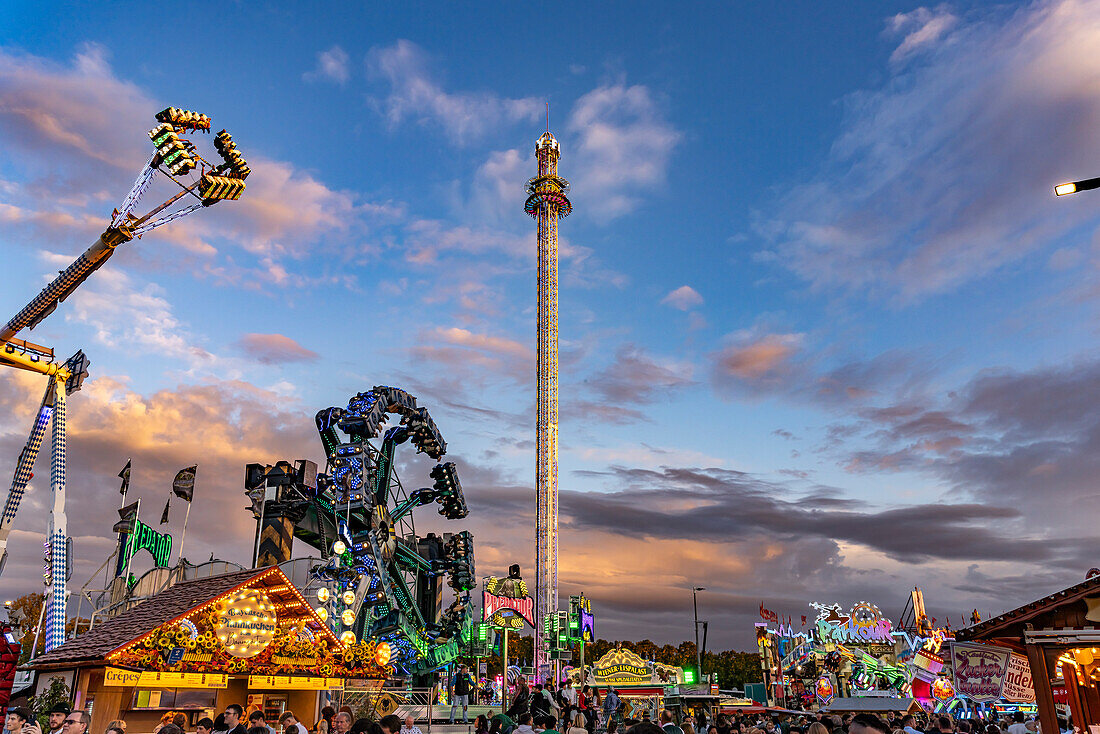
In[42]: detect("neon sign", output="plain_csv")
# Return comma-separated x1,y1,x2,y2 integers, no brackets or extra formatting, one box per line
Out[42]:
484,592,534,626
810,601,893,644
117,518,172,574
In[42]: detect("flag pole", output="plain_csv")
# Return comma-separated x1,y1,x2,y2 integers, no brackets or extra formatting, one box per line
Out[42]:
122,498,140,589
178,497,192,565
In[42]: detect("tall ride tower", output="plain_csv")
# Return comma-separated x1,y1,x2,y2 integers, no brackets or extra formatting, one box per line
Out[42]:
525,129,571,672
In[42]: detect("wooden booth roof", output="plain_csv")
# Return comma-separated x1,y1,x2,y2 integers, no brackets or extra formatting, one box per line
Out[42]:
957,573,1100,645
28,566,337,669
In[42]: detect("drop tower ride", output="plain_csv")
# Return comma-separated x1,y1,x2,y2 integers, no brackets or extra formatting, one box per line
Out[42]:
524,128,572,672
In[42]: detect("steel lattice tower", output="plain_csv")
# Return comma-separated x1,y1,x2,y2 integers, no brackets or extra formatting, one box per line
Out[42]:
524,130,571,673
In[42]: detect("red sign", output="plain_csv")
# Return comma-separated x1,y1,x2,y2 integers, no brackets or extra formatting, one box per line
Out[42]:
484,592,534,626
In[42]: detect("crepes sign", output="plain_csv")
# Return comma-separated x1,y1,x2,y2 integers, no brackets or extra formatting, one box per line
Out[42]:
951,642,1010,702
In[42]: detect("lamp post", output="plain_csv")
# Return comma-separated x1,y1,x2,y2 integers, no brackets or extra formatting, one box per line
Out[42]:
692,587,705,683
1055,176,1100,196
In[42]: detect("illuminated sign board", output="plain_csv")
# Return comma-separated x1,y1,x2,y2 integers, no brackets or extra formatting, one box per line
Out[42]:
117,519,172,574
104,668,228,688
217,588,277,658
248,675,344,690
810,601,893,645
484,592,534,627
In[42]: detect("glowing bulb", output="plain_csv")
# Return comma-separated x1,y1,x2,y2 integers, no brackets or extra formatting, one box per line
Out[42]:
317,588,330,603
333,540,347,555
375,641,392,666
342,610,356,626
315,607,328,621
342,590,356,605
341,631,356,645
1056,182,1078,196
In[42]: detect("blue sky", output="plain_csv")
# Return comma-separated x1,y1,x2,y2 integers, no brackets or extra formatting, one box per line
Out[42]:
4,0,1100,648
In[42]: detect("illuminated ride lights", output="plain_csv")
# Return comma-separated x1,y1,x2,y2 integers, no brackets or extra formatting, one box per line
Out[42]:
524,128,572,671
302,386,475,676
0,107,250,653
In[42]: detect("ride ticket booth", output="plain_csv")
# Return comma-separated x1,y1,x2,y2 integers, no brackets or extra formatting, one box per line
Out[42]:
24,567,390,734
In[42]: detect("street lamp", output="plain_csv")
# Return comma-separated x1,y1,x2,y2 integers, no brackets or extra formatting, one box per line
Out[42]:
1054,177,1100,196
692,587,705,683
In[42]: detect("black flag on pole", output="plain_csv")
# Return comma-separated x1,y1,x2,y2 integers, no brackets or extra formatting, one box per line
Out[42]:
114,501,138,534
172,466,197,502
118,459,131,495
160,498,171,525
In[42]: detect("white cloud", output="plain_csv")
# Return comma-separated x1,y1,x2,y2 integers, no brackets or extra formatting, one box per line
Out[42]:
760,0,1100,301
567,82,681,221
660,285,704,311
366,40,542,143
305,45,350,84
888,5,959,63
0,44,392,286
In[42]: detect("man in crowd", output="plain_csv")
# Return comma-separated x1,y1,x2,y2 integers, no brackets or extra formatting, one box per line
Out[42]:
933,716,955,734
450,664,475,724
197,719,215,734
279,713,307,734
4,707,35,734
248,711,276,734
48,705,70,734
61,712,90,734
333,714,352,734
901,716,922,734
516,715,536,734
660,711,680,734
216,706,247,734
379,716,401,734
398,716,421,734
1007,714,1028,734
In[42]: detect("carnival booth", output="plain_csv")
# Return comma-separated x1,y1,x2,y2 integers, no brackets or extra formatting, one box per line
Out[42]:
590,649,686,720
955,574,1100,734
24,568,390,734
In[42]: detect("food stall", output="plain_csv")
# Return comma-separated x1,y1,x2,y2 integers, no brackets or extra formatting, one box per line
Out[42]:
24,567,389,734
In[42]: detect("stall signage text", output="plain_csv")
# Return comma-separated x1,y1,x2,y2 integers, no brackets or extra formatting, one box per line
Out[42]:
484,592,534,626
951,642,1010,702
104,668,228,689
248,675,344,690
1002,653,1035,703
810,602,893,645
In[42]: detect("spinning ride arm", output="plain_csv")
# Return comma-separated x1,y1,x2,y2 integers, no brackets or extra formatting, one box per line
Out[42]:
300,386,475,676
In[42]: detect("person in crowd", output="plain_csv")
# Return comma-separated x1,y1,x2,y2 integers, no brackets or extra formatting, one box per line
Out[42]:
806,721,829,734
631,722,666,734
532,684,551,722
451,664,476,724
155,714,176,734
933,717,954,734
246,724,269,734
317,708,335,734
566,715,586,734
474,717,490,734
47,706,72,734
106,727,125,734
957,723,971,734
1005,714,1026,734
716,716,732,734
63,713,91,734
248,712,275,734
161,726,182,734
515,715,536,734
173,715,188,732
490,712,516,734
1023,724,1037,734
659,711,679,734
539,717,560,734
849,716,889,734
396,717,419,734
222,707,248,734
196,719,214,734
332,714,352,734
5,707,34,734
106,722,126,734
278,713,306,734
378,716,401,734
602,687,620,726
509,679,531,720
